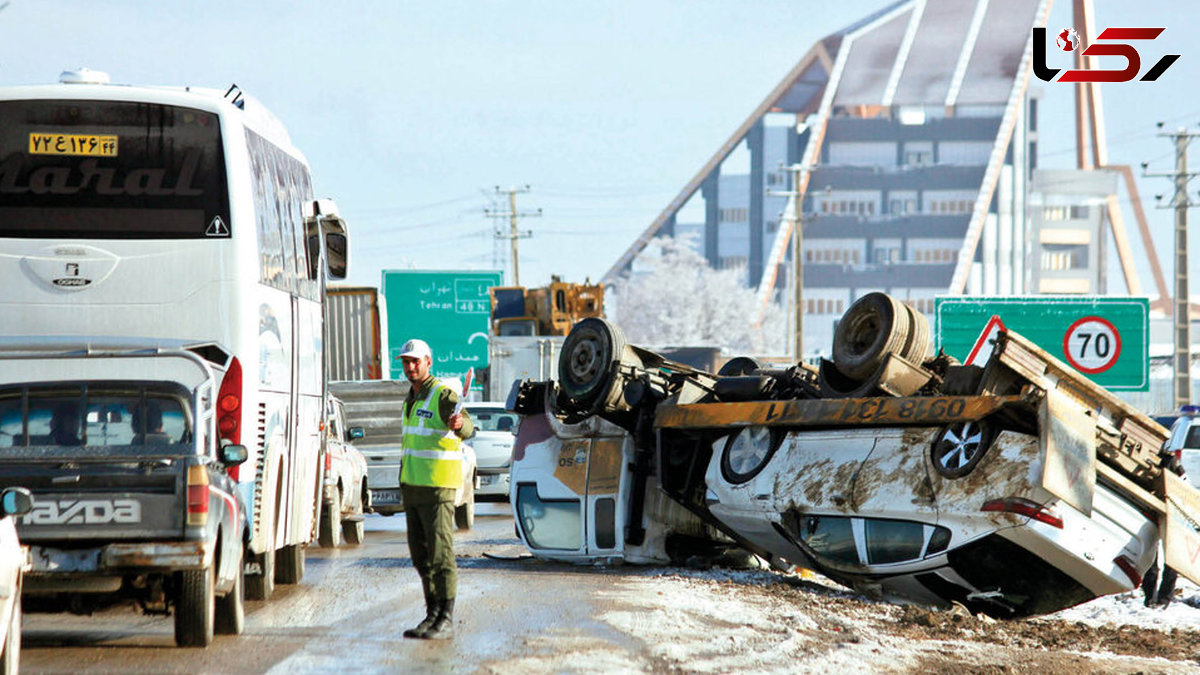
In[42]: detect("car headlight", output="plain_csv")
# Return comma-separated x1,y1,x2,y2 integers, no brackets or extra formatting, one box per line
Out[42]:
720,425,779,484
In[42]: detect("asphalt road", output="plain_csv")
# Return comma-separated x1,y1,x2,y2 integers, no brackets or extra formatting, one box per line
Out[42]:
20,503,623,674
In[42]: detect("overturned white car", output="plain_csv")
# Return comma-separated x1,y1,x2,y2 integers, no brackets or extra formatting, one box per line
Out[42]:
507,293,1200,618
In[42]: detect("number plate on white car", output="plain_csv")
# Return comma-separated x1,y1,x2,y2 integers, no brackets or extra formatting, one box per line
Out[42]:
373,490,400,504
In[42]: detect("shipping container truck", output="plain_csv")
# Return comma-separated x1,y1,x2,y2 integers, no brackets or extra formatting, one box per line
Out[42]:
326,286,389,381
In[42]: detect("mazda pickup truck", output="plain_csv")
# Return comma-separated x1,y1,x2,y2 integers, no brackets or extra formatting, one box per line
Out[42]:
0,343,248,647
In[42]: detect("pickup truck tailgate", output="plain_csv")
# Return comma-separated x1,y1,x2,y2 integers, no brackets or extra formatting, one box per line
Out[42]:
0,459,184,541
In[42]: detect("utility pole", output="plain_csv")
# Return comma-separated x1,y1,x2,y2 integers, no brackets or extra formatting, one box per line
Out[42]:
1145,126,1199,410
485,186,540,286
769,163,810,362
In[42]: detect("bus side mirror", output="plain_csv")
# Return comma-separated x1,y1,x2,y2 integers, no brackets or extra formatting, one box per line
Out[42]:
348,427,365,440
325,231,348,279
0,487,33,517
220,444,249,466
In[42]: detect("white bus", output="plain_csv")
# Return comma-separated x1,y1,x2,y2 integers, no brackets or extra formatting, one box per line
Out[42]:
0,69,349,599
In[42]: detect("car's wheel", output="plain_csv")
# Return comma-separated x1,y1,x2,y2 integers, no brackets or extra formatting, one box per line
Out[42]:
275,543,305,584
720,426,782,484
559,317,626,408
455,477,475,530
833,292,911,380
174,565,215,647
931,420,994,478
214,548,245,635
342,518,365,546
0,598,21,675
903,303,932,364
318,496,341,548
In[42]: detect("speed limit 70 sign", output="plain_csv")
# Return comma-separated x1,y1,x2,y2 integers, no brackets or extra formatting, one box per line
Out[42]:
936,297,1149,391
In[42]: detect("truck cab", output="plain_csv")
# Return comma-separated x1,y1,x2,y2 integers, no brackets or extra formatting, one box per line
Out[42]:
0,343,248,647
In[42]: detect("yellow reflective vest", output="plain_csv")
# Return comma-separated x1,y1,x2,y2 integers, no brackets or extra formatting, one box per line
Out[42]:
400,378,464,488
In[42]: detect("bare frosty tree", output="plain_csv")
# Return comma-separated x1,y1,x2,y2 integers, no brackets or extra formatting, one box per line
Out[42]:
609,236,787,355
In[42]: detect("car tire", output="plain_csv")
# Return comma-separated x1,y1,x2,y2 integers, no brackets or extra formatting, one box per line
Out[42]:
214,549,245,636
559,317,626,407
318,496,341,548
0,599,20,675
342,518,365,546
931,420,994,478
174,565,215,647
275,544,305,585
455,477,475,530
903,303,932,364
833,292,911,380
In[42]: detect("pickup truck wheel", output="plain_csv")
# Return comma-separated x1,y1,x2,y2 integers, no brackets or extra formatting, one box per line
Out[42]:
833,292,911,380
342,518,365,546
0,597,21,675
559,317,626,408
174,566,215,647
318,496,342,548
214,550,245,635
245,545,275,601
276,544,305,584
931,420,993,478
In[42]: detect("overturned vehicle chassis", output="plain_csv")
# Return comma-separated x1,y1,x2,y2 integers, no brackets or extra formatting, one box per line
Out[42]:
508,293,1200,618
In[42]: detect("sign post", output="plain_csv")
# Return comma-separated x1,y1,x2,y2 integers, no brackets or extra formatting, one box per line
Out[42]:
936,296,1150,391
381,269,504,387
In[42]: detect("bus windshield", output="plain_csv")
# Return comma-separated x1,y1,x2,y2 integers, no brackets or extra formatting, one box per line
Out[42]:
0,99,230,239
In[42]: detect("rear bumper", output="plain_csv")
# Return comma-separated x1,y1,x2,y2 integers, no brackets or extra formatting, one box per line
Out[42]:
26,541,214,582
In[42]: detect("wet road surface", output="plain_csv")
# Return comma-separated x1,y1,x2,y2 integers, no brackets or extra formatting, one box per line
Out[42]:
20,503,639,674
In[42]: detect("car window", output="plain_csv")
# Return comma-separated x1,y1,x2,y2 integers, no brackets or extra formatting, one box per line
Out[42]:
515,484,581,551
0,385,190,451
863,519,925,564
468,407,520,433
1185,424,1200,450
799,515,859,565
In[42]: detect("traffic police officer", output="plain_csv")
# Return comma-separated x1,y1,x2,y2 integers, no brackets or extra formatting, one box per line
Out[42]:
398,338,474,640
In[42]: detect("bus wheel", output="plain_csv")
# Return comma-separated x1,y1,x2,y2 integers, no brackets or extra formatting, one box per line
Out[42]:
214,548,245,635
276,544,305,584
245,544,275,601
174,565,215,647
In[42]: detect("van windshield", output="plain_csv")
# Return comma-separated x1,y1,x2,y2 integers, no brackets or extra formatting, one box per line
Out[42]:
0,99,230,239
0,384,193,454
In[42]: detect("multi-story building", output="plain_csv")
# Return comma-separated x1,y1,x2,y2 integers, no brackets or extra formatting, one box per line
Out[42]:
607,0,1049,357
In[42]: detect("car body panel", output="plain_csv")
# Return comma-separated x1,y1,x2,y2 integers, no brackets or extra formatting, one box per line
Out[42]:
324,395,367,521
466,402,518,500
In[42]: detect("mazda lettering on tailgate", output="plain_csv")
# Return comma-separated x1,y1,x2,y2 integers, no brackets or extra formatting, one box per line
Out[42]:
24,499,141,525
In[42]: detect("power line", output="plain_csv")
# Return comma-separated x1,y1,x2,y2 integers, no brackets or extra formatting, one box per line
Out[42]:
484,185,540,286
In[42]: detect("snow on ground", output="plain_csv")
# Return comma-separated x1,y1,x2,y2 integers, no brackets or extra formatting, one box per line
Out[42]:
582,566,1200,674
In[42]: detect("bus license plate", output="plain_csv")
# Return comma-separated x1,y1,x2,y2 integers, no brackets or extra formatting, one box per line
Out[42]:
373,490,399,504
29,133,119,157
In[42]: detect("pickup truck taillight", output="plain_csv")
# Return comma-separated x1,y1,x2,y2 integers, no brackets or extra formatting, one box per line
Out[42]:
980,497,1064,529
187,464,210,526
218,357,243,480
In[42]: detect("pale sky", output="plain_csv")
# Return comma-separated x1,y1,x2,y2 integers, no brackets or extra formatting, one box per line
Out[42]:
1,1,1196,295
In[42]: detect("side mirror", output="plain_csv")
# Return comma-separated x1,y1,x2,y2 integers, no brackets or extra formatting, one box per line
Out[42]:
325,232,348,280
348,427,365,440
469,428,478,439
220,444,249,467
0,487,33,517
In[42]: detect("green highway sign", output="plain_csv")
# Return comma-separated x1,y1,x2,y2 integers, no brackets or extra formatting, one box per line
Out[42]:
381,269,504,386
935,296,1150,391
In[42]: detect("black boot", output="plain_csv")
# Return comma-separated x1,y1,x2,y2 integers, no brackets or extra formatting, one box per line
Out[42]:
420,599,454,639
404,596,440,638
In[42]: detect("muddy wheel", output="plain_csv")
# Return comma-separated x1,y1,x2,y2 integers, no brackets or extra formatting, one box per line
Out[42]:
245,542,274,601
931,420,993,478
0,597,20,674
718,356,761,377
559,317,626,406
174,565,215,647
833,293,911,380
214,548,244,635
275,543,305,584
342,518,365,546
903,304,932,364
318,496,341,548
